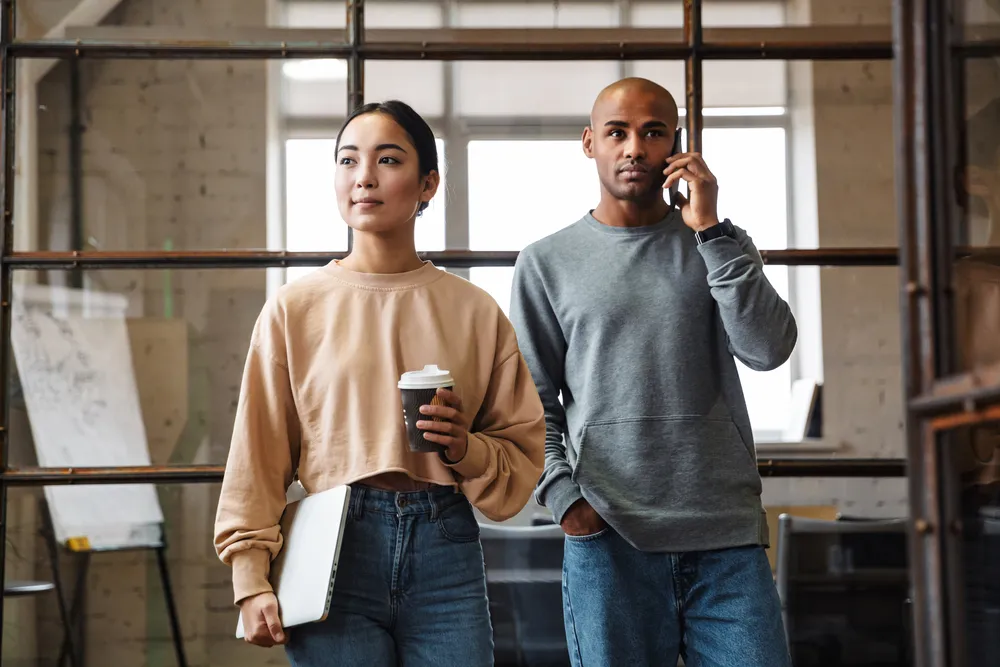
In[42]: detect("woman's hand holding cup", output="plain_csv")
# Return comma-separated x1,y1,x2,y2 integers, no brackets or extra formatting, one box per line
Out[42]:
417,388,469,463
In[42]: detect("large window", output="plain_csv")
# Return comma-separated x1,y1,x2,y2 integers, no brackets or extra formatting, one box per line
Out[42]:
273,0,815,442
467,128,791,436
468,139,598,314
283,137,446,283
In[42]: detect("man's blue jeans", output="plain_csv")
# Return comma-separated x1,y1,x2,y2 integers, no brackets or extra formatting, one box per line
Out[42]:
285,485,494,667
562,527,791,667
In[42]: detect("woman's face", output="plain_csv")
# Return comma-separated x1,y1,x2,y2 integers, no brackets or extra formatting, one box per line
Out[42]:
335,112,439,236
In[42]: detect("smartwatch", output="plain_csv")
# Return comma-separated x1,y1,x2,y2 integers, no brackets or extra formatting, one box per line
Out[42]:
694,218,735,245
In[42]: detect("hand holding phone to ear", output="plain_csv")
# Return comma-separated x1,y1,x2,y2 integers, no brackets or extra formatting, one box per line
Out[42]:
663,152,720,233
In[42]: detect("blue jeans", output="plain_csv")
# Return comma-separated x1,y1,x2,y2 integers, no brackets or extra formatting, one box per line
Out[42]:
285,485,494,667
562,527,791,667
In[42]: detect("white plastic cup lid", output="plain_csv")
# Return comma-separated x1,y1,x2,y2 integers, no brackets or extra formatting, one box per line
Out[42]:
397,364,455,390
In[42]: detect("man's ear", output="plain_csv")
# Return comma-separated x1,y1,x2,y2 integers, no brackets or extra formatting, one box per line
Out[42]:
582,126,595,159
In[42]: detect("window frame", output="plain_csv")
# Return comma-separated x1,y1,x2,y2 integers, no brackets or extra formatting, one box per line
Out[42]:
268,0,821,450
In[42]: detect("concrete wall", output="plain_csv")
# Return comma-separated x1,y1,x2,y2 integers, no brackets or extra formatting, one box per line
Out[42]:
21,0,272,664
760,0,909,518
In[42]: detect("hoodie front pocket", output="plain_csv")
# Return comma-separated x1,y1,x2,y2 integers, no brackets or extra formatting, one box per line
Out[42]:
573,416,762,518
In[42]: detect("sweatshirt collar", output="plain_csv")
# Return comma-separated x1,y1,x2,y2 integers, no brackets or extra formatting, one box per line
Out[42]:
322,260,445,291
583,210,681,236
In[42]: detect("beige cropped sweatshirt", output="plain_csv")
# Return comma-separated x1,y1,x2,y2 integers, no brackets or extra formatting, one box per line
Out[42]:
213,261,546,604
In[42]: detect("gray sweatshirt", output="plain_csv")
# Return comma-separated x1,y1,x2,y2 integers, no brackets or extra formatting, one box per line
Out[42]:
509,212,797,553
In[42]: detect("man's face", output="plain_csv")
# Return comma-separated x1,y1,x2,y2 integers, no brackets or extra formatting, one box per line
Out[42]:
583,88,678,203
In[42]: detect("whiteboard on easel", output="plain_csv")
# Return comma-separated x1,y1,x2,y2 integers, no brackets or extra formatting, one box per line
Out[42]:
10,284,164,551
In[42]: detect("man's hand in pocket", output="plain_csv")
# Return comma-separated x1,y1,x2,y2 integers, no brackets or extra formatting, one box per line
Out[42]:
560,499,607,537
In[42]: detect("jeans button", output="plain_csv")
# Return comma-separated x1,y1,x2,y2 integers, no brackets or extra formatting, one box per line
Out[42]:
398,497,407,508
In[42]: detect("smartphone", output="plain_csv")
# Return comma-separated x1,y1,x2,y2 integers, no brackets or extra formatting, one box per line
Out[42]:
666,130,683,211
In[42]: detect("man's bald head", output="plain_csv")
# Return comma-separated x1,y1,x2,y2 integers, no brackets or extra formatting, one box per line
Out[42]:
582,77,681,206
590,77,679,129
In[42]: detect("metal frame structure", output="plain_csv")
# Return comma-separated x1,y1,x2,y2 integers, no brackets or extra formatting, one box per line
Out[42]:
0,0,997,664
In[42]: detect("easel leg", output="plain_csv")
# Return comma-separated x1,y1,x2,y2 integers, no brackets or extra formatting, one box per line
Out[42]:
40,507,81,667
63,552,90,667
155,546,187,667
56,551,89,667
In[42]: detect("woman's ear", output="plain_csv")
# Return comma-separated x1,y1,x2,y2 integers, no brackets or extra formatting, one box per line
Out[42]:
421,170,441,206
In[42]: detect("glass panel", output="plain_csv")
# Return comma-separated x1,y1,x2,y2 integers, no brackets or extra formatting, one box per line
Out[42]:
108,0,271,28
283,60,349,117
283,0,441,28
366,61,446,118
27,61,442,255
453,62,621,117
958,59,1000,249
0,485,241,665
30,60,271,252
454,1,619,27
954,39,1000,660
6,270,271,470
631,60,786,110
0,474,915,665
286,137,446,281
467,140,598,253
285,139,348,283
790,59,895,249
284,60,445,121
624,61,687,113
632,1,784,27
366,1,443,28
466,133,792,435
963,0,1000,42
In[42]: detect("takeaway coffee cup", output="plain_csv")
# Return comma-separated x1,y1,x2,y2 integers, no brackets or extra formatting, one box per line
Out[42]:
398,365,455,453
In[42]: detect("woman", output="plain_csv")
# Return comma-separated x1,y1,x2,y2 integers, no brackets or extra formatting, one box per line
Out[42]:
214,100,546,666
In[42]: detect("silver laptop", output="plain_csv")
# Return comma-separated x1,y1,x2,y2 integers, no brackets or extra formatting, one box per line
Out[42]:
236,484,352,639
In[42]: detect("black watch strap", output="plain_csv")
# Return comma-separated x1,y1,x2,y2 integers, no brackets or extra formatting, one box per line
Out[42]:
695,218,735,245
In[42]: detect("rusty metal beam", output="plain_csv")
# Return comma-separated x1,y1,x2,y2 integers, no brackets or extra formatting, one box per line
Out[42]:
9,25,900,61
910,361,1000,416
683,0,703,153
345,0,364,253
894,0,938,664
895,0,969,662
0,458,907,486
0,0,16,653
6,247,1000,270
928,402,1000,433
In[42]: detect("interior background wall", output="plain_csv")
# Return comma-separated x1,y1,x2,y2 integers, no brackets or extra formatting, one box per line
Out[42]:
11,0,273,664
760,0,908,518
9,0,983,664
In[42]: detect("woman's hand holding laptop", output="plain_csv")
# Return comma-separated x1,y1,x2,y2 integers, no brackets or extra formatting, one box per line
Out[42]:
240,592,287,647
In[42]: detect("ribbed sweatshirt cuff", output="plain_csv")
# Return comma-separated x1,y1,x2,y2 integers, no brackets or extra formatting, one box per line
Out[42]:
695,234,744,272
542,476,585,526
446,433,491,479
230,549,273,605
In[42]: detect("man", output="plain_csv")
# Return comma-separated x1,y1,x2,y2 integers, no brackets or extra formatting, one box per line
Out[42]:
509,77,797,666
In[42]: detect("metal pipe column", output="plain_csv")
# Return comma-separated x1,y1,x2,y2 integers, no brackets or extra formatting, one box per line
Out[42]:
683,0,703,153
0,0,16,655
345,0,365,251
